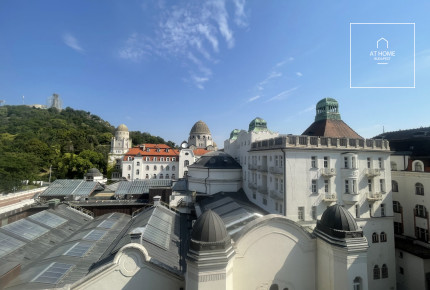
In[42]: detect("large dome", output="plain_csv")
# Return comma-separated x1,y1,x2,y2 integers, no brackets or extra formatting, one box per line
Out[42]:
190,120,211,134
190,210,231,251
190,151,241,169
316,204,362,238
116,124,129,131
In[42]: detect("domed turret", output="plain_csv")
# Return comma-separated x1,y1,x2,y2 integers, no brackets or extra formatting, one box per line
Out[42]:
190,120,211,135
230,129,240,140
315,98,341,122
190,210,231,251
117,124,129,132
248,117,268,132
190,151,241,169
316,204,363,238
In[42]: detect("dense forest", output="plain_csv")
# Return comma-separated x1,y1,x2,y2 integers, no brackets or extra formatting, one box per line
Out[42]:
0,105,175,193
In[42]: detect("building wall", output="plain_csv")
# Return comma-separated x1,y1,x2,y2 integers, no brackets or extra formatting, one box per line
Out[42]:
122,156,179,180
395,248,429,290
187,168,242,195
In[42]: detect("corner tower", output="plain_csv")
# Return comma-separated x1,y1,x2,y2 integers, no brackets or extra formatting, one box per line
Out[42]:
108,124,132,178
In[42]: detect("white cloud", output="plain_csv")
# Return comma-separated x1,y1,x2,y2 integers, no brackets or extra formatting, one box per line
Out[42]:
119,0,248,89
266,87,298,102
62,33,84,53
296,72,303,77
247,95,261,102
298,105,314,114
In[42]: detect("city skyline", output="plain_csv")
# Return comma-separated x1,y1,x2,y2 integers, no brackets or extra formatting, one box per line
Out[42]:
1,1,429,146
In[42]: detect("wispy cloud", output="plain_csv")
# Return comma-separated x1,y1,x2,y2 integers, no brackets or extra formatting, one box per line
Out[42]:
63,33,84,53
247,95,261,102
119,0,248,89
296,72,303,77
298,105,314,114
266,87,298,102
257,57,295,91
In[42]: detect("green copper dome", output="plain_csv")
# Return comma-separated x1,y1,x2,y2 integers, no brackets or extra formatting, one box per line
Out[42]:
230,129,240,140
248,117,268,132
315,98,341,122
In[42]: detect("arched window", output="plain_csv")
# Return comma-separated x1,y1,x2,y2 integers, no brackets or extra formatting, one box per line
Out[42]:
373,265,380,279
154,165,157,170
381,264,388,278
414,161,424,172
172,174,176,179
416,183,424,195
160,174,163,179
393,201,401,213
380,232,387,242
353,277,362,290
145,174,149,179
161,165,164,170
153,174,156,179
153,157,157,162
392,180,398,192
184,160,190,167
146,165,149,170
166,174,169,179
269,285,279,290
391,161,397,171
415,204,427,218
172,165,176,171
166,165,170,171
372,232,379,243
136,162,140,166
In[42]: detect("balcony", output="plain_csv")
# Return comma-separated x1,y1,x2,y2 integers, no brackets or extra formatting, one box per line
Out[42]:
248,182,257,190
341,168,359,178
342,192,360,204
270,189,283,200
269,166,283,175
248,164,257,171
258,186,268,195
367,192,382,202
320,168,336,177
365,168,381,178
257,164,268,172
322,193,337,202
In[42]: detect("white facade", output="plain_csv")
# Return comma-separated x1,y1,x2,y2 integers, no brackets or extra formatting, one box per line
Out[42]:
188,168,242,195
108,124,132,179
179,149,196,178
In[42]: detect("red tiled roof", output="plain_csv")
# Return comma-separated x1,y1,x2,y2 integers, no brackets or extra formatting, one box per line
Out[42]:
123,144,179,161
193,148,211,156
302,119,363,139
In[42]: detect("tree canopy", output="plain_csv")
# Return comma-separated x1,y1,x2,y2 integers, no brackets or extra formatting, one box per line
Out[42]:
0,105,175,193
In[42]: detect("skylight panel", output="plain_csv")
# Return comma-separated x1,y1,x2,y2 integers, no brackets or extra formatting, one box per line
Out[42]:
32,262,74,284
83,229,106,241
2,219,49,241
64,242,93,257
28,211,67,228
0,232,25,258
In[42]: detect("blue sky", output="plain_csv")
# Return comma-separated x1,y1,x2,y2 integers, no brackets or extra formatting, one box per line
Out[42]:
1,1,429,146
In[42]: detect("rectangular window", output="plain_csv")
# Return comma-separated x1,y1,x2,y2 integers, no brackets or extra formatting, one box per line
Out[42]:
380,179,385,193
378,157,383,169
345,180,349,193
263,198,267,205
381,204,386,217
136,169,139,175
136,162,140,166
252,193,256,199
369,204,373,217
355,204,360,218
166,157,170,162
280,156,283,167
394,222,403,234
368,179,372,192
323,156,328,168
399,267,404,275
416,227,429,242
367,157,371,168
153,157,157,161
311,156,317,168
352,179,357,193
280,178,284,193
275,202,278,211
312,179,317,193
160,157,164,161
298,207,304,221
275,178,278,190
344,157,349,168
275,156,278,166
324,180,329,193
312,206,317,220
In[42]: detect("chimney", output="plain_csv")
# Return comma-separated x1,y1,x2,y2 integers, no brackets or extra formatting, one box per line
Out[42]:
129,227,145,244
153,195,161,206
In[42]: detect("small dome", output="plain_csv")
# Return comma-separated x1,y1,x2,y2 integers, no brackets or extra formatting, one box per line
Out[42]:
117,124,129,131
190,120,211,134
230,129,240,140
189,151,241,169
316,204,363,239
248,117,268,132
315,98,341,122
190,210,231,251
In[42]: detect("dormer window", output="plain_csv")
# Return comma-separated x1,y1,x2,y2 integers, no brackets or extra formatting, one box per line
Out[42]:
146,148,150,152
165,148,169,152
128,157,132,161
153,157,157,161
156,148,160,152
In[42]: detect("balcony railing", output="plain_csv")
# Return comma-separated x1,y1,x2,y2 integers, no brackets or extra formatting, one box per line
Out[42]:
258,186,268,195
320,168,336,177
322,193,337,202
269,189,283,200
366,168,382,177
367,192,382,202
257,165,268,172
248,164,257,170
248,182,257,189
269,166,283,175
250,135,390,151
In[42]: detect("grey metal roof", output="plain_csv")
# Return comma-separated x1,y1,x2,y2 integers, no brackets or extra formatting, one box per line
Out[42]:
5,212,130,290
41,180,98,197
115,180,172,195
189,151,242,169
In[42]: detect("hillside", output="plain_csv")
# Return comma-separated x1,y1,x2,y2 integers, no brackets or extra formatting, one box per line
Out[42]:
0,105,175,192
